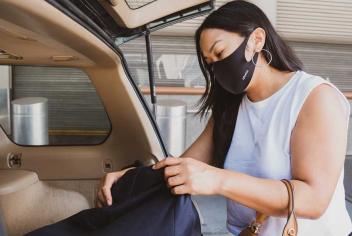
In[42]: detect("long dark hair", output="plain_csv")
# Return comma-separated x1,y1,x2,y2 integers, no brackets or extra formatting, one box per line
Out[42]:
194,0,303,168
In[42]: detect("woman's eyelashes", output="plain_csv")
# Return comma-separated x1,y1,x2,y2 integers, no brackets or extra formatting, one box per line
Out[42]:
216,50,223,59
203,49,224,64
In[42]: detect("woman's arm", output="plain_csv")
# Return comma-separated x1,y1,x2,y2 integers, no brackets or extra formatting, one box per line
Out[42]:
179,114,214,164
153,83,348,220
215,83,349,219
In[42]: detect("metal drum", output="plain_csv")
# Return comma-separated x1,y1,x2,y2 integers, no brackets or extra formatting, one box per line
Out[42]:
155,99,186,157
11,97,49,145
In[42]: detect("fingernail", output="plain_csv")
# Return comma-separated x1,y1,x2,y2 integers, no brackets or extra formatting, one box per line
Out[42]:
152,165,155,169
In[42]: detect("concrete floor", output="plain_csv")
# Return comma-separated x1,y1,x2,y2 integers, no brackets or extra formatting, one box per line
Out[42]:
192,196,352,236
346,201,352,219
192,195,231,236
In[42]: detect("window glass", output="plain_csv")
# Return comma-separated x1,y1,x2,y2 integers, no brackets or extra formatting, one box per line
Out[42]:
119,35,205,93
0,65,111,146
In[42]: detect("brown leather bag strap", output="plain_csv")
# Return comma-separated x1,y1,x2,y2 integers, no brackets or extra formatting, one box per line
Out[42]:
255,212,268,223
280,179,298,236
256,180,295,221
281,179,295,214
238,212,268,236
239,179,298,236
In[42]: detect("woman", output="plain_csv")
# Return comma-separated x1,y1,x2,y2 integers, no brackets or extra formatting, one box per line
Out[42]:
96,1,352,235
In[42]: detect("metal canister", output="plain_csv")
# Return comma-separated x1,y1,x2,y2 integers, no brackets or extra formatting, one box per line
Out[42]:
155,99,186,157
11,97,49,145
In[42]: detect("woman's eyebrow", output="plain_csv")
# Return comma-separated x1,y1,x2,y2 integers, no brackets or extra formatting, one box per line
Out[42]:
209,39,222,53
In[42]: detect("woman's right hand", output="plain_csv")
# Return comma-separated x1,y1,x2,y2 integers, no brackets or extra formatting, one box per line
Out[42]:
95,167,136,208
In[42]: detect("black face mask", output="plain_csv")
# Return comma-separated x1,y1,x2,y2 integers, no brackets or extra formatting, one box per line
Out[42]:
210,35,259,95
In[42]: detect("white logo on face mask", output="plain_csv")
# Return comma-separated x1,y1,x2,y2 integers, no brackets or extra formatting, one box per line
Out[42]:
242,70,249,80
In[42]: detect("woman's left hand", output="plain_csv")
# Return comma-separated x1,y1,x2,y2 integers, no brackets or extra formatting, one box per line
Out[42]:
152,157,221,195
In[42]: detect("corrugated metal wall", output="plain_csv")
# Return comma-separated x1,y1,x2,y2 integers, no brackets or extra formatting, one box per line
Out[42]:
289,41,352,91
277,0,352,44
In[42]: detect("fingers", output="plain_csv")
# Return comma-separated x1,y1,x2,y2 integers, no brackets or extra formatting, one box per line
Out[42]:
170,184,188,195
96,172,120,207
153,157,189,194
101,186,113,206
96,186,108,208
166,175,185,188
164,165,182,180
101,172,120,206
95,195,104,208
152,157,182,170
95,167,137,208
96,188,106,208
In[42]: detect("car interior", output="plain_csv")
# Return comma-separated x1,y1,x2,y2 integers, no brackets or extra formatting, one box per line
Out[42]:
0,0,214,235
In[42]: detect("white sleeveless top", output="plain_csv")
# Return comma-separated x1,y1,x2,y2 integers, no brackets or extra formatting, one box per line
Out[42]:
223,70,352,236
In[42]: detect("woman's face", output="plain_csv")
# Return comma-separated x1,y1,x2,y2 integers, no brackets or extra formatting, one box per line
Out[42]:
199,28,266,93
199,28,255,65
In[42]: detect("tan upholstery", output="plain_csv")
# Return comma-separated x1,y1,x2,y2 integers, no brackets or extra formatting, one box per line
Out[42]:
0,0,167,235
0,170,38,195
0,180,91,235
0,170,97,235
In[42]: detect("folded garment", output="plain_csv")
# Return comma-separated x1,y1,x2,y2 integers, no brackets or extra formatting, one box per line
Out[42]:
25,165,202,236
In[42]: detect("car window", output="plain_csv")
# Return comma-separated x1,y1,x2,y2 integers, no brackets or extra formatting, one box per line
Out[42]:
119,35,205,107
0,65,111,146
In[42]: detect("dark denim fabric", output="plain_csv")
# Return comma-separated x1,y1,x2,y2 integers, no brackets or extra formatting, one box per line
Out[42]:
25,165,202,236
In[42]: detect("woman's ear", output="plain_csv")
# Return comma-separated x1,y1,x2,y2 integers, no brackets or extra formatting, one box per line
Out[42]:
245,27,266,61
252,27,266,52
